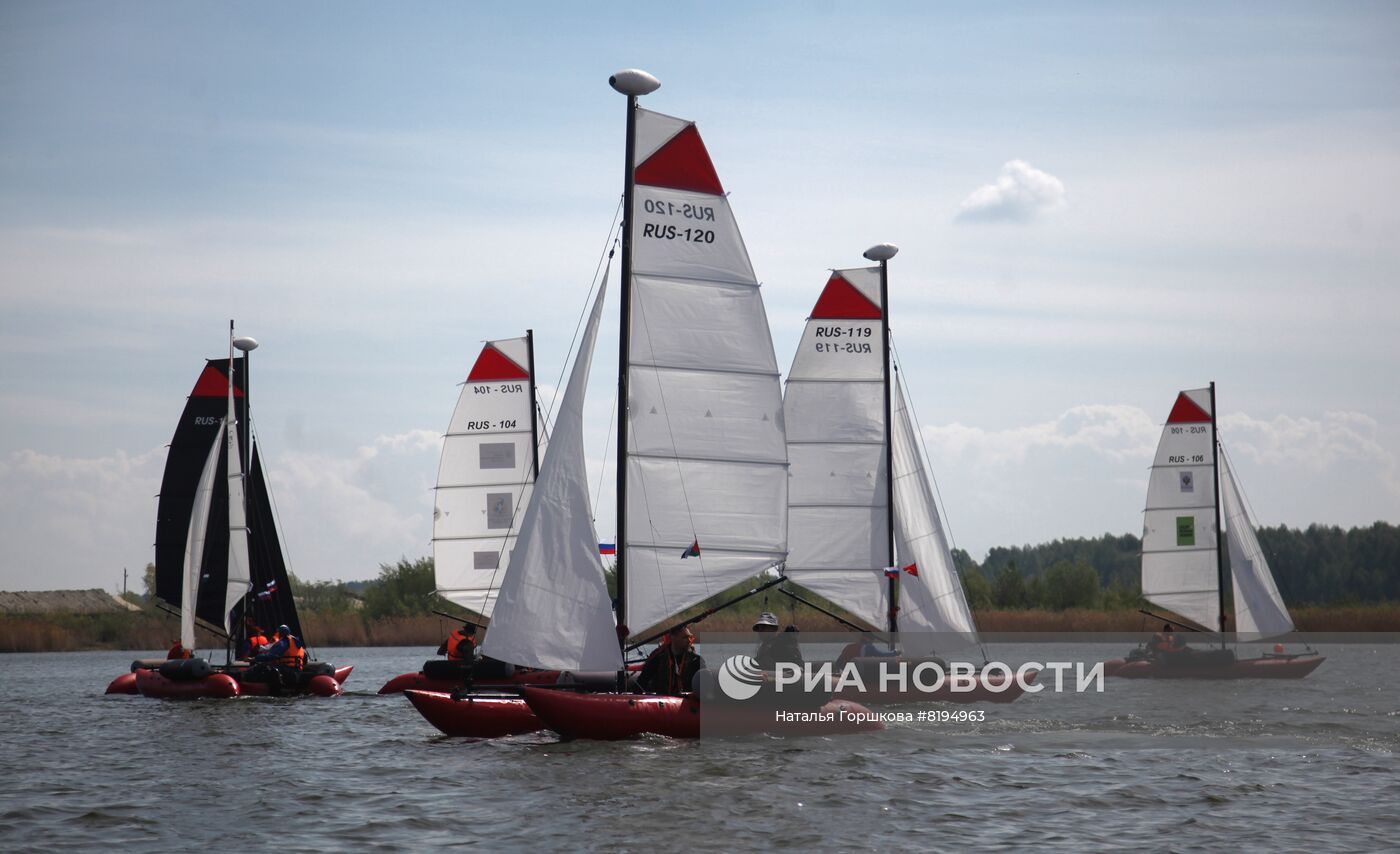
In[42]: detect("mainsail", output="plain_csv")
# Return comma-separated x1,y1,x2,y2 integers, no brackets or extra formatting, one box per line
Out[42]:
1140,388,1221,631
1220,449,1294,638
432,336,541,618
479,280,622,672
621,106,789,636
783,268,889,630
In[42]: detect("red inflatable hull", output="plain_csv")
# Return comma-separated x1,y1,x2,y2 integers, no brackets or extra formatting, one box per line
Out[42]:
521,687,885,740
1105,655,1324,679
405,691,543,738
106,672,139,695
378,668,561,695
232,665,353,695
134,669,240,699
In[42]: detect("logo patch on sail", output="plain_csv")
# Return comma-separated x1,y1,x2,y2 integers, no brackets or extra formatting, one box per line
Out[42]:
1179,471,1194,493
1176,516,1196,547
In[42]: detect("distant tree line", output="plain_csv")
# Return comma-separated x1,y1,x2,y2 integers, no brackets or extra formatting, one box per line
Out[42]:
121,522,1399,619
953,522,1400,610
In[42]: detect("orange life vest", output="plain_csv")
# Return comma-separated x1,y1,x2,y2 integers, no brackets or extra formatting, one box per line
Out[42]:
278,635,305,668
446,630,474,661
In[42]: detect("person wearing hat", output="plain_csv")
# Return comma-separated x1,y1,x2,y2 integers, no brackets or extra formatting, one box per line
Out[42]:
753,611,804,671
437,622,477,661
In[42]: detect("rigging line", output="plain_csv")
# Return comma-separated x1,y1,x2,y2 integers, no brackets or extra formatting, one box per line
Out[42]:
593,381,618,525
538,198,623,429
631,278,715,611
890,338,960,554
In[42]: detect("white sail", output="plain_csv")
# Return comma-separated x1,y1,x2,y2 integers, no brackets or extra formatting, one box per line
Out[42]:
891,376,979,652
432,336,540,618
1141,388,1220,631
622,107,788,635
181,420,225,651
480,278,622,672
783,267,889,630
223,371,252,633
1220,450,1294,638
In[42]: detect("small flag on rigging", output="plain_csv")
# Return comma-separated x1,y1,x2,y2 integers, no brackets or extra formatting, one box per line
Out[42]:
256,580,278,601
598,543,616,556
680,538,701,559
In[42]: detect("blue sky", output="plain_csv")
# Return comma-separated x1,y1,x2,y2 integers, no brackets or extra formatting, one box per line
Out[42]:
3,2,1398,591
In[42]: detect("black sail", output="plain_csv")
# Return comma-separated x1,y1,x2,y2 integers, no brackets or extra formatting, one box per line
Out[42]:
154,356,303,647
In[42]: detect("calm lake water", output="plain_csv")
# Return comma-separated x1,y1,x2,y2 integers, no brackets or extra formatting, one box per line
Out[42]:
1,642,1395,852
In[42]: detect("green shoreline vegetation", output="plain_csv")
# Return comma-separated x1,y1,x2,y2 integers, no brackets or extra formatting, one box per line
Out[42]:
5,523,1399,653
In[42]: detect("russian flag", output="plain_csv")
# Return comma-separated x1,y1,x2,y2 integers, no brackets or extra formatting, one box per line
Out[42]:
883,567,900,579
598,543,616,556
256,580,278,601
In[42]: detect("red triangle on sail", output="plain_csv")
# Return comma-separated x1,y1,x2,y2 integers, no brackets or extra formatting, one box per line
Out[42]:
634,125,724,195
191,364,242,398
1166,392,1211,424
467,344,529,382
811,274,882,320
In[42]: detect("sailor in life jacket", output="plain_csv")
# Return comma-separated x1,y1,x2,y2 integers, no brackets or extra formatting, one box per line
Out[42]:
241,622,269,659
255,624,305,668
166,639,193,660
437,623,477,661
1151,624,1186,655
637,626,706,696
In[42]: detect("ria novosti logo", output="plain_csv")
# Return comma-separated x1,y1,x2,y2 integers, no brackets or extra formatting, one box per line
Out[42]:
714,654,1102,699
716,655,765,700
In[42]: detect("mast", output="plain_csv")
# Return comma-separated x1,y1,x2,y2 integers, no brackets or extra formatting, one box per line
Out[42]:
1209,380,1226,647
864,243,900,639
608,68,661,638
526,328,541,478
229,323,259,654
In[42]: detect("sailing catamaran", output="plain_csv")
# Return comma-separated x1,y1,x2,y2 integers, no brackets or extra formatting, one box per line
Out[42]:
413,69,881,739
1105,384,1324,678
780,251,1028,703
380,333,568,696
106,324,351,698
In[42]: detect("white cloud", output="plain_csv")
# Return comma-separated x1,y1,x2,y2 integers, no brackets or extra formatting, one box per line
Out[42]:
0,446,166,592
955,159,1067,223
1220,411,1399,494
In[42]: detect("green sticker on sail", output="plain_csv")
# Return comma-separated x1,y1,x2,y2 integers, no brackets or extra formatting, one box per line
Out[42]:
1176,516,1196,547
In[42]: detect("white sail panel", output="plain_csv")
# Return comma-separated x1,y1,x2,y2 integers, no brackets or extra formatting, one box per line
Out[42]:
182,420,224,651
1141,387,1219,630
433,336,539,617
224,386,251,633
891,377,978,652
784,381,884,443
627,457,787,557
628,369,786,463
787,444,883,507
1220,451,1294,638
480,281,622,672
783,266,890,626
630,276,776,374
622,107,788,634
